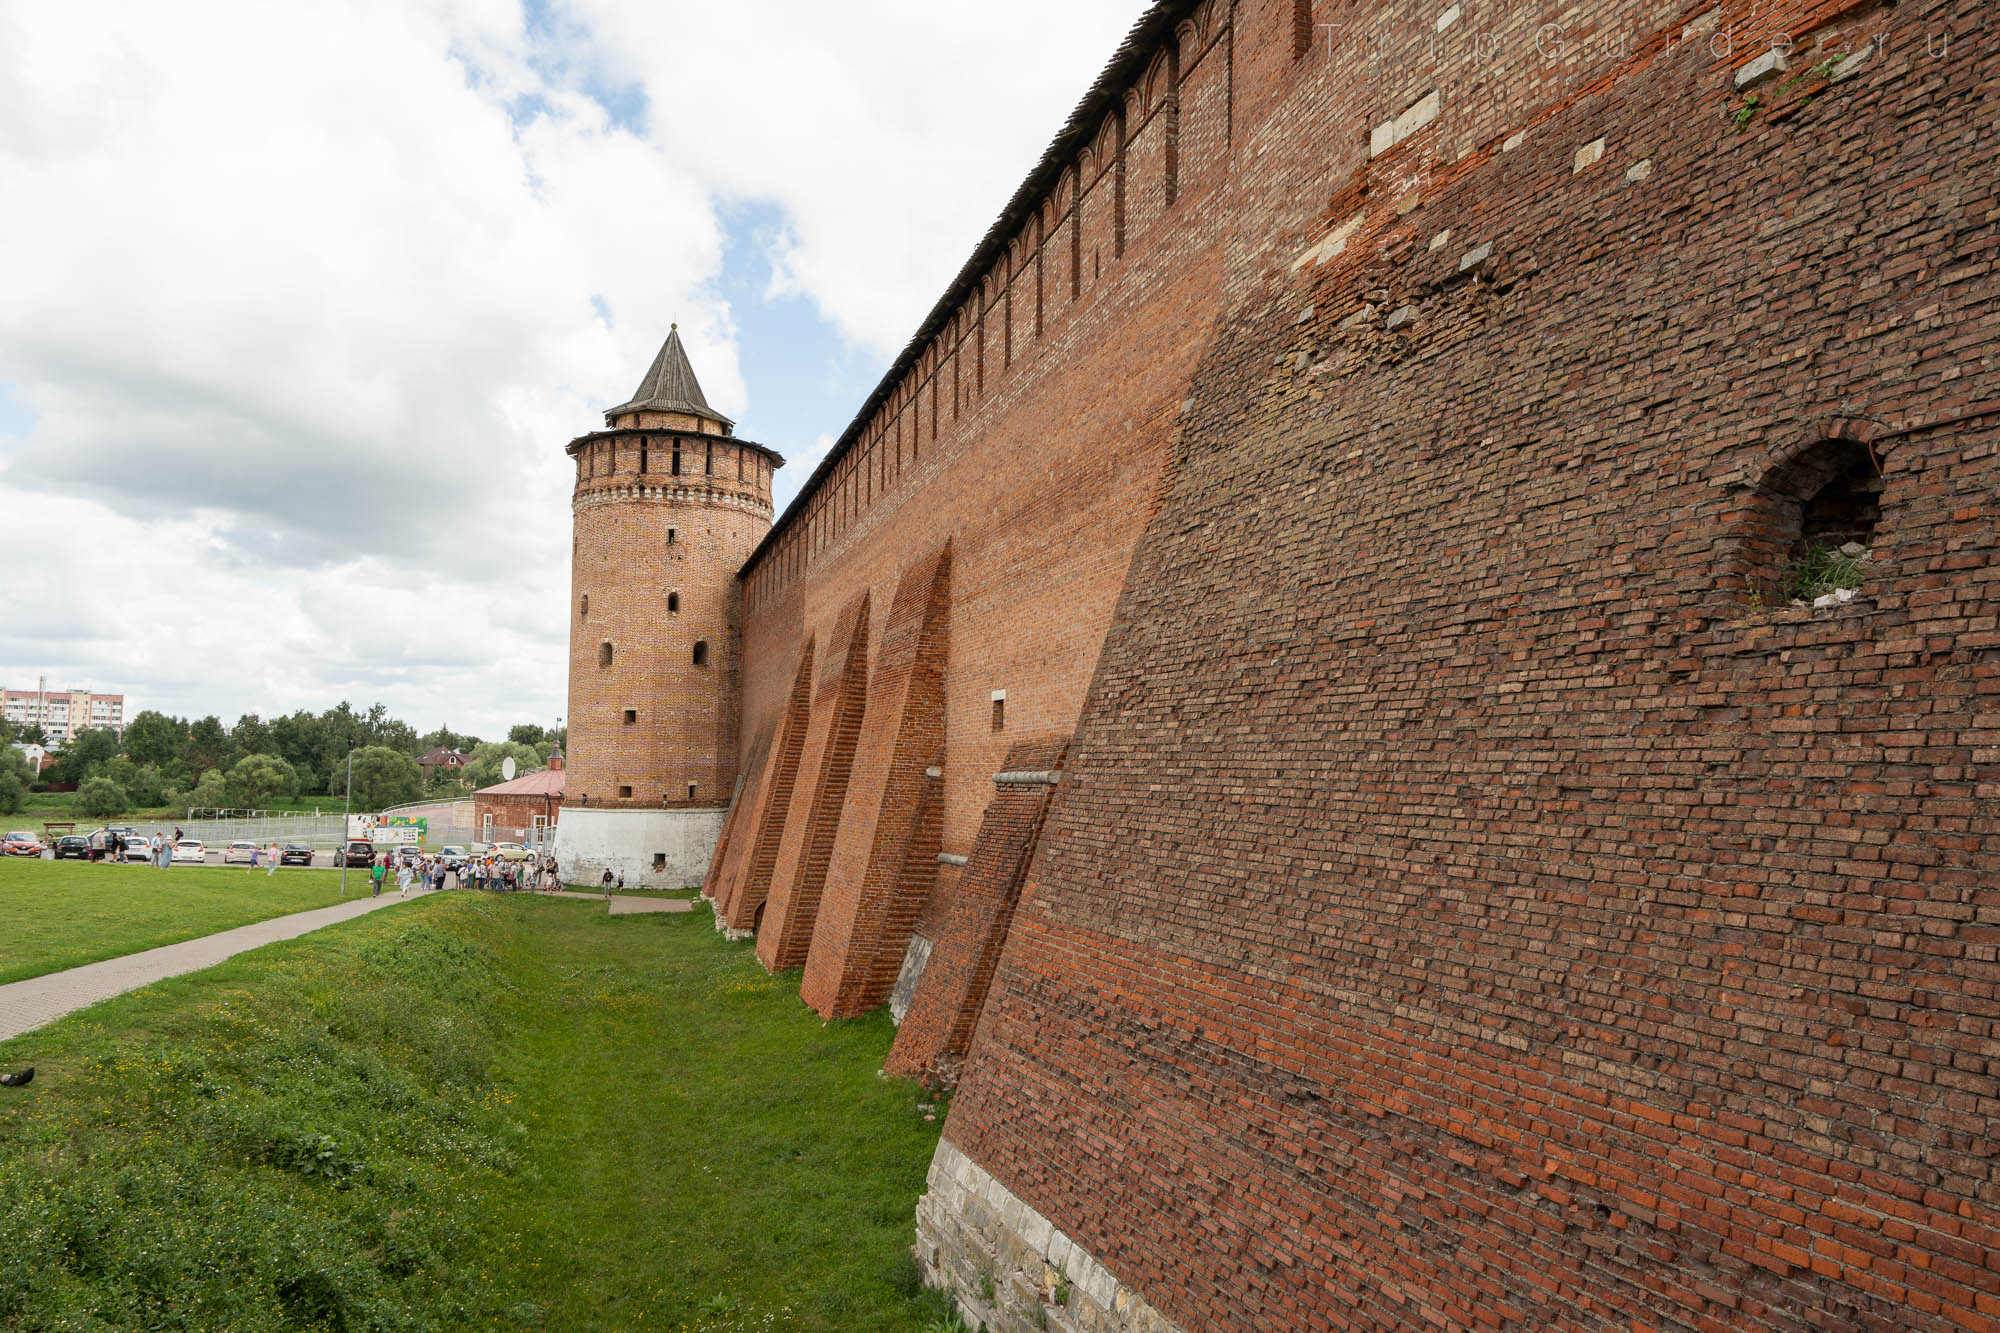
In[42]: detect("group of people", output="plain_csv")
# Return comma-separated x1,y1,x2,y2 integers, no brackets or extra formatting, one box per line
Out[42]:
86,827,190,869
363,850,564,897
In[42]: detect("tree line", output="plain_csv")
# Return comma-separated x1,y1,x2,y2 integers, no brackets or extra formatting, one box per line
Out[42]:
0,704,566,819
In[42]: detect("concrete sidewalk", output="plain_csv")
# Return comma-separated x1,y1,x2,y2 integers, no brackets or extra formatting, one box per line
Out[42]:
0,888,436,1043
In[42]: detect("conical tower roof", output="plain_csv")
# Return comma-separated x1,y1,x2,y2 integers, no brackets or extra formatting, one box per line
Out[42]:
605,324,735,428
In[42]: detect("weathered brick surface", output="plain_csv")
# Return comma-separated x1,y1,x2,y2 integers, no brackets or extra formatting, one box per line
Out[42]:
886,740,1069,1085
756,591,872,972
799,542,953,1018
932,1,2000,1329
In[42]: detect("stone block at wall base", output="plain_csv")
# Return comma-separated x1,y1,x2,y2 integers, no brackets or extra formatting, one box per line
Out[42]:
915,1138,1181,1333
552,806,724,889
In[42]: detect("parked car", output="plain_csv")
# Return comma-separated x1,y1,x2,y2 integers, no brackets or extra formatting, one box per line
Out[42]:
279,843,315,866
2,831,43,857
392,845,423,867
331,840,374,868
222,840,261,864
439,845,468,869
121,835,153,863
52,835,92,860
491,842,530,862
173,839,206,863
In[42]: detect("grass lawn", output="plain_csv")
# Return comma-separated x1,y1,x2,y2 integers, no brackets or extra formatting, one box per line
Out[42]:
0,894,954,1331
0,859,362,985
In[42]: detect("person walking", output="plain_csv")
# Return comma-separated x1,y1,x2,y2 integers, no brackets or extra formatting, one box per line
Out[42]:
397,860,412,897
160,834,174,870
267,842,280,876
370,854,386,898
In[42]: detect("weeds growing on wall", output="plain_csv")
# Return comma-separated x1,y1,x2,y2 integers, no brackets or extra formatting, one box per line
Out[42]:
1785,540,1868,601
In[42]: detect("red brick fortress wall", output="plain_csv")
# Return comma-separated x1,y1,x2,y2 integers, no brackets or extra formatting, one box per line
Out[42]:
935,0,2000,1330
710,0,1244,1016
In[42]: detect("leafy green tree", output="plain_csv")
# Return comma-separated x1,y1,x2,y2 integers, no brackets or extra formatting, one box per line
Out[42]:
44,727,120,786
185,717,230,775
348,746,422,811
186,769,227,813
0,747,31,815
421,725,477,753
224,753,300,808
230,713,273,760
425,763,469,796
124,710,186,771
75,776,130,819
129,764,168,806
463,741,544,790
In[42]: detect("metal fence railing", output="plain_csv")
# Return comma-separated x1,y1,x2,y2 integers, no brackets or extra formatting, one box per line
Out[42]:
101,798,547,853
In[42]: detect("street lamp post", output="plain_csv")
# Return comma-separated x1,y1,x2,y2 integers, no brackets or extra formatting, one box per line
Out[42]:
340,738,354,896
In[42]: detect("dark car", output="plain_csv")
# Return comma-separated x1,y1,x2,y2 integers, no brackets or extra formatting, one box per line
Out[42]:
279,843,315,867
52,835,91,860
331,840,375,868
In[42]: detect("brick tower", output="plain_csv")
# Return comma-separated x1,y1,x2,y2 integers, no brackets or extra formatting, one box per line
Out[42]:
554,326,783,887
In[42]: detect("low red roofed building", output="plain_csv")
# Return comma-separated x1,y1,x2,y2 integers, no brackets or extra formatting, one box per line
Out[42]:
472,750,563,844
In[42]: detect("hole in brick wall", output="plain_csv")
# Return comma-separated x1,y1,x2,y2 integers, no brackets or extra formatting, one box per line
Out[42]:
1753,437,1884,606
623,709,636,725
991,698,1005,731
687,782,697,801
672,441,682,476
705,441,713,476
667,591,680,614
618,785,632,799
598,641,613,668
579,594,588,619
1292,0,1314,56
638,440,648,473
692,641,709,667
652,853,666,871
667,528,677,544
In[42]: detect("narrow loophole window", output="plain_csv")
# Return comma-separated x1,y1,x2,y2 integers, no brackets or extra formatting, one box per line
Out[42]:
623,709,637,725
692,641,709,667
686,782,697,801
991,698,1005,731
598,642,613,668
672,442,682,476
667,592,680,614
667,528,677,544
579,594,588,619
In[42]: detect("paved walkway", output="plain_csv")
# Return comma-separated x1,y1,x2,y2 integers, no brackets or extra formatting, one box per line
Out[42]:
0,888,436,1043
543,889,695,914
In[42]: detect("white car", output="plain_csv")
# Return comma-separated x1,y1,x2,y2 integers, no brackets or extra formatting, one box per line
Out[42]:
121,836,153,863
222,840,260,864
173,839,206,864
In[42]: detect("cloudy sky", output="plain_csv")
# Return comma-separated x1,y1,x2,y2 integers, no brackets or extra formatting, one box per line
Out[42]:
0,0,1142,740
